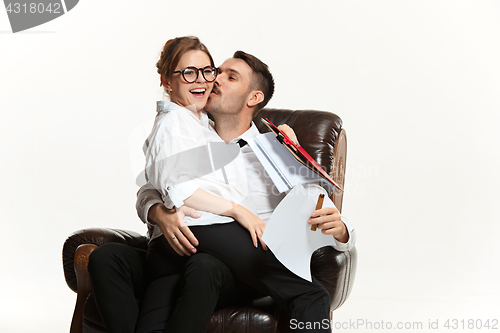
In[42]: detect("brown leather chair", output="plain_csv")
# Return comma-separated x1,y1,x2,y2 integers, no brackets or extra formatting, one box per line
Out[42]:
62,108,357,333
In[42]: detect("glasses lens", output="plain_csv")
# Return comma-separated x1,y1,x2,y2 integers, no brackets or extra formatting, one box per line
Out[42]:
182,67,198,83
202,67,216,82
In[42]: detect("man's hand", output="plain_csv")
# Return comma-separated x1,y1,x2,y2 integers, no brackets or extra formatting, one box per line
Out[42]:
308,207,349,243
148,203,201,256
277,124,299,145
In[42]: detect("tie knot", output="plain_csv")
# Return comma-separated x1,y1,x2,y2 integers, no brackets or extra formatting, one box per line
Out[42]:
237,139,247,148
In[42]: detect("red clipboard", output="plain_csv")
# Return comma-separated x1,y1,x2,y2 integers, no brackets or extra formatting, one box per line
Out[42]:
261,118,344,193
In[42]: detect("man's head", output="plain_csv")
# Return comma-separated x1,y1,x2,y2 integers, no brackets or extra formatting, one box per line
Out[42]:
205,51,274,122
232,51,274,113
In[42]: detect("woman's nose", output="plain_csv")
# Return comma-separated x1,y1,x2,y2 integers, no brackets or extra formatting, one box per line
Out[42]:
196,74,206,83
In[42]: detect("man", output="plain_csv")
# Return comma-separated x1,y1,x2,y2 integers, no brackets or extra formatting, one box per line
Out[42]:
89,51,355,333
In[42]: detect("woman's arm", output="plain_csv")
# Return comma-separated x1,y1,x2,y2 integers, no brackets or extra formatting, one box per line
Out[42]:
184,189,267,249
145,109,266,248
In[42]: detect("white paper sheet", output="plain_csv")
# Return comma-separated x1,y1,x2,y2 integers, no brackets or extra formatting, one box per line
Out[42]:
248,132,326,193
262,184,338,281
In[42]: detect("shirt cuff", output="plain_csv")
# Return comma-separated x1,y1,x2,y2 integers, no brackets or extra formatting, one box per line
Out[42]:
143,198,163,226
136,182,163,225
166,178,200,208
332,214,356,252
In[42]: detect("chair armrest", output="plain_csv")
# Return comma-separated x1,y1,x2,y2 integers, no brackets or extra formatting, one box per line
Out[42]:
311,246,357,311
69,244,99,333
63,228,148,293
63,229,147,333
331,128,346,212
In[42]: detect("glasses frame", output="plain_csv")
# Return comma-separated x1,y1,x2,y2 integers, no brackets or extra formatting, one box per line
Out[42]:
173,66,218,83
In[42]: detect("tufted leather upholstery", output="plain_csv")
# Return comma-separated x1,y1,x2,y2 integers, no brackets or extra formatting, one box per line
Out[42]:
62,108,357,333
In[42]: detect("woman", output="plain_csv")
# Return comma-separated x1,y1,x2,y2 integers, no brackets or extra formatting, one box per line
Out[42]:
140,36,331,333
144,36,267,255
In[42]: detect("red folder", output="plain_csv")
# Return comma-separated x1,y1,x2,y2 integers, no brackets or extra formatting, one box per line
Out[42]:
261,118,344,193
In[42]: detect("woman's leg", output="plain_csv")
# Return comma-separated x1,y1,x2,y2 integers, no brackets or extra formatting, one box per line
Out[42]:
163,253,257,333
134,273,182,333
137,238,256,333
134,237,188,333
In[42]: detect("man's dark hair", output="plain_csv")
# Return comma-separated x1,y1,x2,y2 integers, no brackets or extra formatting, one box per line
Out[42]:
233,51,275,113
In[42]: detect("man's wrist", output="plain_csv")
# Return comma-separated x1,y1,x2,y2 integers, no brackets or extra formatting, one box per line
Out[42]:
147,203,162,225
335,224,349,243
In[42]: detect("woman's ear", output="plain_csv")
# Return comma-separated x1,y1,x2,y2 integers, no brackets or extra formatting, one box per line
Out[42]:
247,90,264,107
160,75,172,93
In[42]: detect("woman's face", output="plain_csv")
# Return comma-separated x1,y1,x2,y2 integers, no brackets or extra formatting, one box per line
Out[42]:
167,50,214,112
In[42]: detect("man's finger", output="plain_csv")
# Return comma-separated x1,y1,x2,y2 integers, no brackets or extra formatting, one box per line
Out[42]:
310,215,338,225
166,236,187,256
312,207,338,216
181,206,201,219
180,226,199,247
171,232,193,256
177,227,198,253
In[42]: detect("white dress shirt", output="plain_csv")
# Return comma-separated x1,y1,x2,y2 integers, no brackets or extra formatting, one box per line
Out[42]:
228,123,355,252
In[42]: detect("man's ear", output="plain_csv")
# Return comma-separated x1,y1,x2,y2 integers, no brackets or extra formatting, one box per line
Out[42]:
247,90,264,108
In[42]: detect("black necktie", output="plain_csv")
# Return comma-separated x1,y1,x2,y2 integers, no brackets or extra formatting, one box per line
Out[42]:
237,139,247,148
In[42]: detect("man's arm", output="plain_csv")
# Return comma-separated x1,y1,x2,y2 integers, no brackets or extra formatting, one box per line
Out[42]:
136,182,163,224
136,182,200,256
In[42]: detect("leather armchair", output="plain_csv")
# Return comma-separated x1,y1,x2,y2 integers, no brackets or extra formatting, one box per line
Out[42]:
62,108,357,333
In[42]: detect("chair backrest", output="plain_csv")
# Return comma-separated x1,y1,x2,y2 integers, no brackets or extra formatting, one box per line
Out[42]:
255,108,347,212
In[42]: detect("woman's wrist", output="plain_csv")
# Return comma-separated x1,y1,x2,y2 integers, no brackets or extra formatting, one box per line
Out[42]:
227,204,245,220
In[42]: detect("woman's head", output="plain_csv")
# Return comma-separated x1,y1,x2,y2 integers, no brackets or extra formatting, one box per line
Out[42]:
157,36,216,111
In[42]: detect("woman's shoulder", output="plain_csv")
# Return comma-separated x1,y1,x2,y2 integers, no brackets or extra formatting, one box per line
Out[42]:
151,103,203,136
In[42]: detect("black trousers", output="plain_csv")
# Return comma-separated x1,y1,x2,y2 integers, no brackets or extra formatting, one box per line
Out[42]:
144,222,331,333
88,242,254,333
136,252,257,333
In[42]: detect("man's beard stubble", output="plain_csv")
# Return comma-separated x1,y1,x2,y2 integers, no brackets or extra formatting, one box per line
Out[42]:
205,89,247,124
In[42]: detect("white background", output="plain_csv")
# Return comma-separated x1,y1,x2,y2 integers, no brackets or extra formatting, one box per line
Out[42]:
1,1,499,332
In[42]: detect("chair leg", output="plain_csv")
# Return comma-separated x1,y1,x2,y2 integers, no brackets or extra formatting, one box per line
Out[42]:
70,244,98,333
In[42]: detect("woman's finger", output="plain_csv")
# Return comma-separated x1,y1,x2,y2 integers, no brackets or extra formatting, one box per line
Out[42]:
249,229,258,248
258,235,267,250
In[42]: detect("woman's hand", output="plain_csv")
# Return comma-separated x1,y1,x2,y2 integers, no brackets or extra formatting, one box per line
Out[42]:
278,124,299,145
231,205,267,250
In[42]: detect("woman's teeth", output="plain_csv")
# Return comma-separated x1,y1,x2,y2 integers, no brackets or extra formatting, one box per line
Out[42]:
190,88,206,95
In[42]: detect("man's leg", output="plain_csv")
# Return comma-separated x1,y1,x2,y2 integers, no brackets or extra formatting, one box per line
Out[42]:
188,222,331,333
88,243,147,333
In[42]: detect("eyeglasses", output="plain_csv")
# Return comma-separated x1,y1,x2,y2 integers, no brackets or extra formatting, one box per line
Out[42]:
173,66,218,83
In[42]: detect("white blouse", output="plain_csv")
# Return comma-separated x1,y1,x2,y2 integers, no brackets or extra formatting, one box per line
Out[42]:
143,101,255,233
